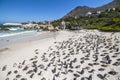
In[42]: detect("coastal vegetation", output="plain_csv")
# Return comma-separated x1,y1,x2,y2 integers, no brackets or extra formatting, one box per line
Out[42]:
52,7,120,31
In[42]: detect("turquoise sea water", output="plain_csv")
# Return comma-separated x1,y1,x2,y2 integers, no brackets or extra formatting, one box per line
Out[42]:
0,26,39,47
0,26,37,38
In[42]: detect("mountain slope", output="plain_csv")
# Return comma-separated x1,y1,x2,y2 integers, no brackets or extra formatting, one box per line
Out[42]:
63,0,120,18
63,6,95,18
96,0,120,11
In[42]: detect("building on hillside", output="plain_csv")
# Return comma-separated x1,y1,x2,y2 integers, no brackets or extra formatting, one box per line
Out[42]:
112,8,116,11
92,11,102,16
107,8,116,12
86,12,92,16
74,16,78,19
97,11,101,14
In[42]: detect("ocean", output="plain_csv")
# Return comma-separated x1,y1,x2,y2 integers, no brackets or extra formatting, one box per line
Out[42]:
0,26,37,38
0,26,39,47
0,26,57,48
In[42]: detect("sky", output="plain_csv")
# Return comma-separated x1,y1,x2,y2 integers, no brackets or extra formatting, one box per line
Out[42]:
0,0,113,23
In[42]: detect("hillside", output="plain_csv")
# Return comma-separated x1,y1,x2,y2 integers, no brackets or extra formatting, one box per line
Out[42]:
63,0,120,18
96,0,120,11
63,6,95,18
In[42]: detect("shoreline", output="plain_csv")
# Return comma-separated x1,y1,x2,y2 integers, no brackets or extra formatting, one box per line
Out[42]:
0,31,59,53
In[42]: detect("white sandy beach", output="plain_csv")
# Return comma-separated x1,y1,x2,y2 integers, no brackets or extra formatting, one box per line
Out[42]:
0,30,120,80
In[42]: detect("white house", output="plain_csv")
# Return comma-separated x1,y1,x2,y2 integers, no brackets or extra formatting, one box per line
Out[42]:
97,11,101,14
112,8,116,11
86,12,92,16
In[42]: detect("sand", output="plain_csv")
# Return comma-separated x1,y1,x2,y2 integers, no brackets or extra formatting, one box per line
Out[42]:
0,30,120,80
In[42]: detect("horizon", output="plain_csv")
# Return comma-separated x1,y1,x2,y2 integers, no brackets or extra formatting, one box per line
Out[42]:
0,0,113,24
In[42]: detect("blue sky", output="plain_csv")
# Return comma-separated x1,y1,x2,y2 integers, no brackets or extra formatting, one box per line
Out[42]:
0,0,113,23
